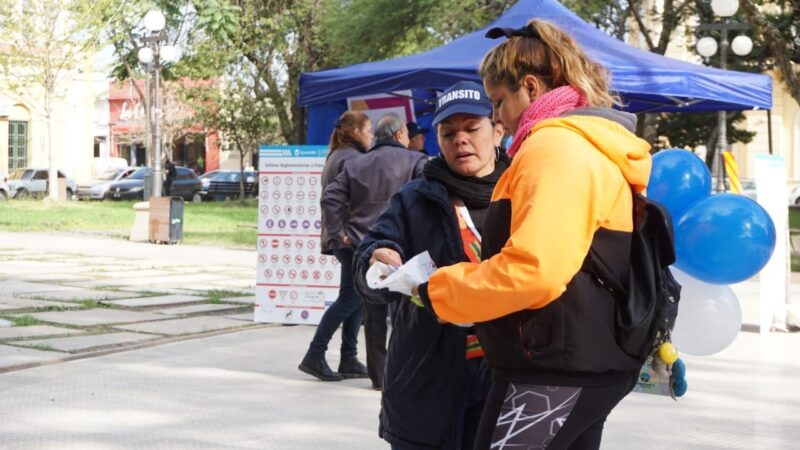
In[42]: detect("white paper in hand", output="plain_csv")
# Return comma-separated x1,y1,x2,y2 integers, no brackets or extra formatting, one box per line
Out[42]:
366,261,397,289
366,251,437,296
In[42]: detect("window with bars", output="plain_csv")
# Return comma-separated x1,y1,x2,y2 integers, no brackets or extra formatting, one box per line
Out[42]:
8,121,28,170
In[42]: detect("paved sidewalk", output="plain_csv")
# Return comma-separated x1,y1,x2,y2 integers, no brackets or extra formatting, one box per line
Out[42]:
0,322,797,449
0,231,798,448
0,232,262,372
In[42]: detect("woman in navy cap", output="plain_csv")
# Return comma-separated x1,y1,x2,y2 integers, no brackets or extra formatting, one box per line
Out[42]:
354,80,508,450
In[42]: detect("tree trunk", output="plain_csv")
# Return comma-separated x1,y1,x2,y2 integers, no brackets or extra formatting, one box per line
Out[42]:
740,0,800,106
705,126,720,170
46,84,59,202
637,113,659,148
232,129,246,205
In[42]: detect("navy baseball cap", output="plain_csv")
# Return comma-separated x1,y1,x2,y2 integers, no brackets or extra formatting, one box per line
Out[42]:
406,122,429,138
432,81,493,126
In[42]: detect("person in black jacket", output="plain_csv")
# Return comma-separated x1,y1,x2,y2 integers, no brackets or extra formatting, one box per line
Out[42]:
299,111,373,382
323,113,428,390
163,157,176,196
354,81,508,450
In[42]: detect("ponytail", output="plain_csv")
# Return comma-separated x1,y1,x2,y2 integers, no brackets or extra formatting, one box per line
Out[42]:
480,19,619,107
328,111,371,157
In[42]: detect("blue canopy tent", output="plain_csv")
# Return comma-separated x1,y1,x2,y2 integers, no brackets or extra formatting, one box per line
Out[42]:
298,0,772,147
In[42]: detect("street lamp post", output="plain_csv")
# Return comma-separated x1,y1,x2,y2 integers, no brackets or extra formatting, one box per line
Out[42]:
137,10,180,198
696,0,753,193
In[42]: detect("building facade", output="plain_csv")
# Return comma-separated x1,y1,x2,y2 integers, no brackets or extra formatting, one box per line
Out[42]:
107,79,224,173
0,74,96,183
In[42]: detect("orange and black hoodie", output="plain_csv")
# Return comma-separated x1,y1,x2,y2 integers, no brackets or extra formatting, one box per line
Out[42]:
418,109,652,386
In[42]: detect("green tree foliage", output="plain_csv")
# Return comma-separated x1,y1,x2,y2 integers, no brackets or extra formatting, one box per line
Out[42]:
104,1,235,89
323,0,515,67
563,1,757,164
101,0,792,155
562,0,633,39
196,0,516,145
740,0,800,106
188,76,276,202
225,0,331,145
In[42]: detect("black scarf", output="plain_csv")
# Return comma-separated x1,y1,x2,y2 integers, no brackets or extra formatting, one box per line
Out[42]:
422,154,509,209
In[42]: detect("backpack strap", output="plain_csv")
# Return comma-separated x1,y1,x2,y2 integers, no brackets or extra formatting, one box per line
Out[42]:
580,192,645,301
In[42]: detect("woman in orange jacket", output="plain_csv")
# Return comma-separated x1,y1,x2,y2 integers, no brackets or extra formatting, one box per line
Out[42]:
413,20,652,449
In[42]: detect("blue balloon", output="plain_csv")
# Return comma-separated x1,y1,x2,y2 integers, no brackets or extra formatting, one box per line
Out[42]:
675,194,776,284
671,358,686,381
672,378,688,397
648,149,712,220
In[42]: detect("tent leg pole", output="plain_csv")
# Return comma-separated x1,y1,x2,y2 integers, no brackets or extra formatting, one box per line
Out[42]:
767,109,773,155
300,107,307,145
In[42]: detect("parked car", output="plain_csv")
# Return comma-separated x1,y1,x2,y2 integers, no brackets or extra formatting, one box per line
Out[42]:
711,176,757,201
740,178,757,201
199,170,258,201
76,167,138,200
790,186,800,205
106,166,203,202
7,168,77,199
0,173,9,201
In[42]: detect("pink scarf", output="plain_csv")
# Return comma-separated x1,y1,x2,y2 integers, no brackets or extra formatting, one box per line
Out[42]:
506,85,588,158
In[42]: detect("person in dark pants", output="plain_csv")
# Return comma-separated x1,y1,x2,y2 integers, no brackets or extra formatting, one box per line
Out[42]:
322,112,428,390
299,111,374,382
163,157,176,196
355,81,507,449
414,21,652,448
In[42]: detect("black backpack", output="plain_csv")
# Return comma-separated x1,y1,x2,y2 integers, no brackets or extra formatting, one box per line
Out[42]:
584,193,682,363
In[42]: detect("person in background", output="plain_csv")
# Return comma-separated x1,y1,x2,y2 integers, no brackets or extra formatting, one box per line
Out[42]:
413,20,652,449
321,112,427,390
406,122,429,152
298,111,373,382
163,157,176,196
356,81,507,450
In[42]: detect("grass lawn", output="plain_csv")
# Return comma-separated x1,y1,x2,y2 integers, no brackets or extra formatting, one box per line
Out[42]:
0,199,258,249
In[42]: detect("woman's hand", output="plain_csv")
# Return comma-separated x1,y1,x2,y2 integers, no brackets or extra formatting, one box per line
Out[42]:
370,248,402,267
411,285,446,323
341,234,353,246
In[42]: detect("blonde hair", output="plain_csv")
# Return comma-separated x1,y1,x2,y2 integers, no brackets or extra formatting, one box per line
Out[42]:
479,19,619,107
329,111,371,154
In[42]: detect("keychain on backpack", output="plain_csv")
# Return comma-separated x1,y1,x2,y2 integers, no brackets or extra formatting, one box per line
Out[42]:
671,358,688,397
658,342,678,364
655,343,688,399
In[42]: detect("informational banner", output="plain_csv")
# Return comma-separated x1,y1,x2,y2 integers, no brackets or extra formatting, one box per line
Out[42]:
255,145,340,325
754,155,789,332
347,90,416,127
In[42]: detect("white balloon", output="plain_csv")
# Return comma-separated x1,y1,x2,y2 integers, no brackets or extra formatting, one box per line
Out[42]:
670,268,742,356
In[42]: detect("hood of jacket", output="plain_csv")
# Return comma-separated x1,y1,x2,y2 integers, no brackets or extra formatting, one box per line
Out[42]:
534,108,651,193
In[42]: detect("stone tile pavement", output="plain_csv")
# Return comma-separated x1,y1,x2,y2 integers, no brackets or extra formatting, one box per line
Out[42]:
0,322,797,449
0,232,260,368
0,231,798,449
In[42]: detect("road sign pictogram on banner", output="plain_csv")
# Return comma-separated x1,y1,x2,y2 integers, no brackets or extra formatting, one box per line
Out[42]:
256,145,342,325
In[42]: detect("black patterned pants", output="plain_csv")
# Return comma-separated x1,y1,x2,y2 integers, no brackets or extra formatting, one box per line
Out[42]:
474,372,638,450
